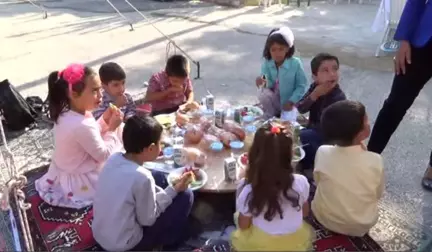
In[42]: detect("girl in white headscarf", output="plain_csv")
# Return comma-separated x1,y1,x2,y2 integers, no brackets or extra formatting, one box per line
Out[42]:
256,27,308,119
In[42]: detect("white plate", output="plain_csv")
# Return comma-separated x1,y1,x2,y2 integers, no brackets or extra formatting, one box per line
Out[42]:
292,146,305,163
167,167,208,191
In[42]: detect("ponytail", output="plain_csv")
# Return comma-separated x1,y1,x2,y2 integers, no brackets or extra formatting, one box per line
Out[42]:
47,66,93,123
48,71,69,123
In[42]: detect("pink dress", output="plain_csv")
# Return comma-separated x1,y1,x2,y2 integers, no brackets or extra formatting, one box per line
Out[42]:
35,110,123,209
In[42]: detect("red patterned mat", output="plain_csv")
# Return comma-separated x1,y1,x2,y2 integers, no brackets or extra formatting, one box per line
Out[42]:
22,167,383,252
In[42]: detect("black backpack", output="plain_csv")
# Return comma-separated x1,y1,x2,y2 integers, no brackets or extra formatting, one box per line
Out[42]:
0,79,38,131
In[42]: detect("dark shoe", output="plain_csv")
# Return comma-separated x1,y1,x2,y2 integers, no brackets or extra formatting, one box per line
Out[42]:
421,166,432,191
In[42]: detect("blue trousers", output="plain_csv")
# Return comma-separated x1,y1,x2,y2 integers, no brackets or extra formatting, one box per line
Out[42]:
129,171,194,251
299,128,323,170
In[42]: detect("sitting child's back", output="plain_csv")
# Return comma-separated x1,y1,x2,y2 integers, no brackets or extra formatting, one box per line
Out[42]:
93,115,194,251
237,174,309,235
231,123,313,251
312,100,384,237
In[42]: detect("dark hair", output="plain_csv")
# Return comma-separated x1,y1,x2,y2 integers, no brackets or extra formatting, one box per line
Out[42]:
165,54,188,78
47,66,95,123
321,100,366,146
310,53,340,75
244,123,300,222
99,62,126,84
123,115,163,154
262,28,295,60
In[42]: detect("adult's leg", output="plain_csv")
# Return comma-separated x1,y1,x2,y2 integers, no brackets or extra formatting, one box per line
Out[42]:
130,189,194,251
368,42,432,154
299,128,323,171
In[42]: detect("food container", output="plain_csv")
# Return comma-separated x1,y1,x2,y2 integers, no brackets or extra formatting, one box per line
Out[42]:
215,109,226,128
242,115,254,126
224,157,237,182
244,125,257,150
210,142,224,152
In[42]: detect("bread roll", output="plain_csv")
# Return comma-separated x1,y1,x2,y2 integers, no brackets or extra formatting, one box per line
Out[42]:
223,121,246,140
184,124,204,144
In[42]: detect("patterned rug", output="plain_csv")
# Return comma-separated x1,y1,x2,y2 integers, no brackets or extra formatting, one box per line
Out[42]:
17,166,385,252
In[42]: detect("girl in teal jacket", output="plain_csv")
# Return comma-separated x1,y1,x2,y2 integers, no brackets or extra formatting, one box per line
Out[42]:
256,27,308,119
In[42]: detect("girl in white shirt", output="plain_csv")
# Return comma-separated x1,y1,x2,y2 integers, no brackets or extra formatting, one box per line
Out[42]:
231,122,314,251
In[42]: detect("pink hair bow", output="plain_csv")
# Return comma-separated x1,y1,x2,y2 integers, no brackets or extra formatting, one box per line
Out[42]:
58,63,85,93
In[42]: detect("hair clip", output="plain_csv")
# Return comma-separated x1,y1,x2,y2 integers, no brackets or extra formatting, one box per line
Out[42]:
270,125,281,134
60,63,85,93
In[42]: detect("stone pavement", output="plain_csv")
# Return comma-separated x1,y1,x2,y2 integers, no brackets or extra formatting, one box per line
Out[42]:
1,0,432,250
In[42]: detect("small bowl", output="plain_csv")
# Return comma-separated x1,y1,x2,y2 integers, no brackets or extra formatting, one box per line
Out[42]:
163,147,174,157
243,115,255,123
210,142,224,152
230,141,244,150
244,124,257,133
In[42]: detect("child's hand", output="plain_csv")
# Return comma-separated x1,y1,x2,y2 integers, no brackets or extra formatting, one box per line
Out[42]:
167,85,184,94
311,82,336,100
102,107,113,125
114,94,127,108
173,172,192,192
184,101,200,111
255,76,266,88
107,109,123,131
283,102,294,111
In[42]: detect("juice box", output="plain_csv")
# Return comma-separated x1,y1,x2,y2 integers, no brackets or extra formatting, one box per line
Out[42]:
224,157,237,182
215,109,226,128
173,145,185,167
233,108,242,124
173,136,184,145
205,94,214,111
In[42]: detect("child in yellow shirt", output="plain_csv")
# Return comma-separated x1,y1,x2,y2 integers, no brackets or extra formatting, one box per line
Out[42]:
312,100,385,237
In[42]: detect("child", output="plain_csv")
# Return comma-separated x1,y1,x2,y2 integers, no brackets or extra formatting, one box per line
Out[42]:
92,115,194,251
256,26,308,119
297,53,346,171
93,62,136,120
231,123,314,251
312,100,384,237
35,63,124,208
145,54,197,116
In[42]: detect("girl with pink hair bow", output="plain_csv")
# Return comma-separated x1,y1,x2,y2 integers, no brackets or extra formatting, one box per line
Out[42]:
35,63,124,208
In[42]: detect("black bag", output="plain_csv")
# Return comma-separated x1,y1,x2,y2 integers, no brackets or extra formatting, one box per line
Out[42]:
26,96,48,114
0,79,37,131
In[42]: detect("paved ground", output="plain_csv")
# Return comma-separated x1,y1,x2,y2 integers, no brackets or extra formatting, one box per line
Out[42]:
1,0,432,250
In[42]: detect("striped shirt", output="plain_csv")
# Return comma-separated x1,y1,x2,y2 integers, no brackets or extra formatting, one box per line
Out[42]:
93,91,136,120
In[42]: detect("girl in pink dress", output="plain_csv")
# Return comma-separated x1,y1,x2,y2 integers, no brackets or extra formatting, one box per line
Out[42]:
35,63,123,209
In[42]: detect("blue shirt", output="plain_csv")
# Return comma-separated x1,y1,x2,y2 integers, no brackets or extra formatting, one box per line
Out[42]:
260,57,308,106
394,0,432,47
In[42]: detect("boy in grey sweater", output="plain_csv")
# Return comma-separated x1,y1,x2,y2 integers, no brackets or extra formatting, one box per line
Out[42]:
92,115,194,251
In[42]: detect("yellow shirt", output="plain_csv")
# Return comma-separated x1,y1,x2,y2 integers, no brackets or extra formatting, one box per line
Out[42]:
311,145,384,237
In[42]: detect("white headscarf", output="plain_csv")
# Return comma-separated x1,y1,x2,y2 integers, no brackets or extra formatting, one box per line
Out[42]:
270,26,295,47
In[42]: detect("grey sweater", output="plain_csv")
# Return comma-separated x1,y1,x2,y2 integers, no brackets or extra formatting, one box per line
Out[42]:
92,153,177,251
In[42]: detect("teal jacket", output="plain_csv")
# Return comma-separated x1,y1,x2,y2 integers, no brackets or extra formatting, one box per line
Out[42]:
261,57,308,106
